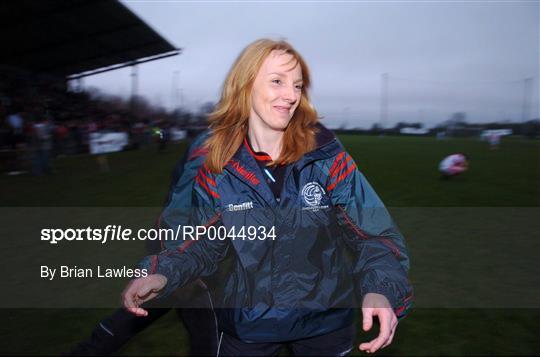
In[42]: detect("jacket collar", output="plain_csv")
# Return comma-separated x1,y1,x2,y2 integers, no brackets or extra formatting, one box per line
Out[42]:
295,123,342,168
223,123,342,204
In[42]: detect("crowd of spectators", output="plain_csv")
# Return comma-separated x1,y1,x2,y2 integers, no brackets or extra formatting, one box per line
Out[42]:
0,69,193,175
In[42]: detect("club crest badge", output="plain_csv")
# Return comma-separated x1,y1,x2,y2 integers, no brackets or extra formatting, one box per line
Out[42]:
301,182,329,211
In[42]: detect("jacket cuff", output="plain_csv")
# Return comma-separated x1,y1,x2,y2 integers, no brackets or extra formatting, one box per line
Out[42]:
137,255,175,299
361,282,400,309
359,271,404,308
360,273,413,319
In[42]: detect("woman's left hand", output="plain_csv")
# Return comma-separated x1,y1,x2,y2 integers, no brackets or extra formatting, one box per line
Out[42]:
359,293,398,353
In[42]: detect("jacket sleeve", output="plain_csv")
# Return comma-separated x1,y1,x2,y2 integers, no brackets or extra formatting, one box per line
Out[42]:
155,131,210,251
138,153,229,299
144,142,193,254
328,152,413,318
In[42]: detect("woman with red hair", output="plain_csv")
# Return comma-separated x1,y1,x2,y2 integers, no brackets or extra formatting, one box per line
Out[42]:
123,39,413,356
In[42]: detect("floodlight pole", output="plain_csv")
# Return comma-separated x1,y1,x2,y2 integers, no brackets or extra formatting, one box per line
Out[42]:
172,70,184,110
130,63,138,109
521,77,533,123
380,73,388,130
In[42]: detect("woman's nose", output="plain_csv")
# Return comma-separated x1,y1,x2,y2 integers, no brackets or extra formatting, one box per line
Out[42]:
282,85,297,104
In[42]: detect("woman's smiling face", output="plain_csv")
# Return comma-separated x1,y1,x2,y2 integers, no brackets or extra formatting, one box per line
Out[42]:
249,50,303,131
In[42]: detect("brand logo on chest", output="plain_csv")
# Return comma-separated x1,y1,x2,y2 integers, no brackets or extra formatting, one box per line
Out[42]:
229,159,260,185
226,201,254,212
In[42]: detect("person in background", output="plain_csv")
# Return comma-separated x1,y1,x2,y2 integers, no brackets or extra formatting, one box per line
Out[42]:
32,114,53,175
488,133,501,150
5,105,26,175
6,107,24,149
54,122,69,157
439,153,469,179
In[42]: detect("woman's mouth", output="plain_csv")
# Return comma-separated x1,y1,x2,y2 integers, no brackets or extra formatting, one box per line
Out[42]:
274,106,291,114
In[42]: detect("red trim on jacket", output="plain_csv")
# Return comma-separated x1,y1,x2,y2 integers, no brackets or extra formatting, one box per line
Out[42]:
337,206,401,258
395,293,414,317
176,213,221,254
329,152,346,176
149,255,158,274
195,175,220,199
199,166,216,187
176,239,197,254
243,137,272,162
330,154,353,178
154,214,166,251
327,162,357,191
381,238,401,258
188,147,208,160
336,205,369,239
394,305,406,316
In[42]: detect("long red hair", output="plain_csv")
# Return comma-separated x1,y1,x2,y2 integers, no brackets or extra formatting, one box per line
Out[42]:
204,39,319,173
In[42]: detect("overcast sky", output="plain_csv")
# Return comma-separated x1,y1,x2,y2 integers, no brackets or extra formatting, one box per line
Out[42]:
81,1,539,129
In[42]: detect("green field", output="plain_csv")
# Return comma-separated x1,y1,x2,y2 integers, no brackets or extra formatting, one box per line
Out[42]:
1,135,539,356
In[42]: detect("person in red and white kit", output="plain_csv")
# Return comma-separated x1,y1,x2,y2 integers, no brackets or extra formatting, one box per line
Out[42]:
439,153,469,178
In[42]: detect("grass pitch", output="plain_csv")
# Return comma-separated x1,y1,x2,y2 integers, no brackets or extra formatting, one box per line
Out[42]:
0,135,539,356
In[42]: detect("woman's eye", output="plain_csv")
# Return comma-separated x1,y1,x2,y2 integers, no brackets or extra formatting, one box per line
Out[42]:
295,85,303,90
272,79,282,85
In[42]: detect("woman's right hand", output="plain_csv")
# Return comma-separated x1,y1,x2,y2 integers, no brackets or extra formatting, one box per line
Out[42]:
121,274,168,316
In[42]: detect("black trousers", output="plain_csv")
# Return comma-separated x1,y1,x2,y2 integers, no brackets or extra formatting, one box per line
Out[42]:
217,325,355,357
67,283,219,356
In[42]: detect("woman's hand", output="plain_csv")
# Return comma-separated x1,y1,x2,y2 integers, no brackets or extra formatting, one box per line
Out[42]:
359,293,398,353
121,274,167,316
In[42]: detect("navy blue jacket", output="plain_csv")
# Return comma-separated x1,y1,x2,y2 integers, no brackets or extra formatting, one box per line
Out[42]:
140,125,413,343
